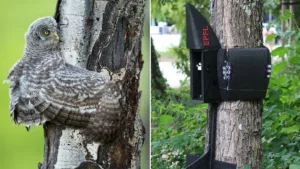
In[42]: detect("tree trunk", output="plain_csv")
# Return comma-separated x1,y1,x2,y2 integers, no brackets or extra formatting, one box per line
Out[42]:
292,3,300,30
289,0,295,42
289,0,294,31
282,0,287,46
40,0,145,169
210,1,263,168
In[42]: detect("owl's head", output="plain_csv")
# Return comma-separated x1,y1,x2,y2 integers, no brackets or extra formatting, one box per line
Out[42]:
25,17,59,50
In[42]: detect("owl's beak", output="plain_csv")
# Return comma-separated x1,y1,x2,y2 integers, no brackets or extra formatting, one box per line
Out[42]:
53,32,59,41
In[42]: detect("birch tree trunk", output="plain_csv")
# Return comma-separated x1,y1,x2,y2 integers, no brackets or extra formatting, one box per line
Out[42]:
39,0,145,169
209,0,263,168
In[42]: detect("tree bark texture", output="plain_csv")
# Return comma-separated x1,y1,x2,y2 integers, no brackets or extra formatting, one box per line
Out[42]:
210,0,263,168
40,0,145,169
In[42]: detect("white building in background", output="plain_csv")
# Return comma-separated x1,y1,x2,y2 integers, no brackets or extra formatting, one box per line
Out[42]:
151,18,185,88
150,19,181,52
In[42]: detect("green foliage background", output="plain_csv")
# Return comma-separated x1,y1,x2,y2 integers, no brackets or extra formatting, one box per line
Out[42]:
0,2,56,169
262,10,300,169
0,1,150,169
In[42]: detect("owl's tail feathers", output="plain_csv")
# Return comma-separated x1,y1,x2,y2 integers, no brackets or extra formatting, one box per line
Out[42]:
11,97,46,130
13,97,92,130
38,101,91,128
10,97,19,123
84,96,124,143
48,106,91,128
13,105,44,130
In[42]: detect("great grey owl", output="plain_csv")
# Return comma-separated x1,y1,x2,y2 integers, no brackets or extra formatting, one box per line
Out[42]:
5,17,124,143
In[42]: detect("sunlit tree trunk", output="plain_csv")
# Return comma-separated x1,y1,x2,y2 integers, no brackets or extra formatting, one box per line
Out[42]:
209,0,264,168
39,0,145,169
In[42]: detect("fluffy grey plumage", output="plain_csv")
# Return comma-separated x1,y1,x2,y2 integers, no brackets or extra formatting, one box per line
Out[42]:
5,17,124,143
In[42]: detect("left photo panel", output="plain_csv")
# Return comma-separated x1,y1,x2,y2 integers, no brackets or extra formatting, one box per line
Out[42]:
0,1,150,169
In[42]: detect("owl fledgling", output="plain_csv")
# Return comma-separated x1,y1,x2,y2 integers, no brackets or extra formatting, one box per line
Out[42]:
5,17,125,143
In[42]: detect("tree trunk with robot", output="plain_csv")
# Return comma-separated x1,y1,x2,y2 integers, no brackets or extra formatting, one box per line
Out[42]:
209,0,263,168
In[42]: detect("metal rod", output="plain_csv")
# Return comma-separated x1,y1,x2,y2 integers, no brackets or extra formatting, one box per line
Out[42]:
209,103,218,169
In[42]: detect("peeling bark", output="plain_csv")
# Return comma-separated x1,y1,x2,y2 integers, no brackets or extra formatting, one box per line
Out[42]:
40,0,145,169
209,0,263,168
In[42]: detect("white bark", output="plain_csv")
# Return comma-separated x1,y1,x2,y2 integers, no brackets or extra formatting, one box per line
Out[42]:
59,0,91,67
53,1,106,168
54,130,100,168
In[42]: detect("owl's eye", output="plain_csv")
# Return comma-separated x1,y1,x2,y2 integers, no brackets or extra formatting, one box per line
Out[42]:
44,30,50,35
41,29,50,36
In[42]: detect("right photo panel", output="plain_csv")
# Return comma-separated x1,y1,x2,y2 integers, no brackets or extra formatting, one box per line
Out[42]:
151,1,300,169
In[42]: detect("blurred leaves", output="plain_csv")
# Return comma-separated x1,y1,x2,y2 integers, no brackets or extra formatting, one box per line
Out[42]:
263,11,300,169
151,81,208,168
159,114,174,127
271,46,287,57
290,164,300,169
263,0,280,13
266,33,276,42
280,9,293,21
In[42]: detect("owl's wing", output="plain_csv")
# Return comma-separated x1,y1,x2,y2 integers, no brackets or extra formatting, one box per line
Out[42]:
5,59,22,82
5,60,24,123
17,63,123,131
